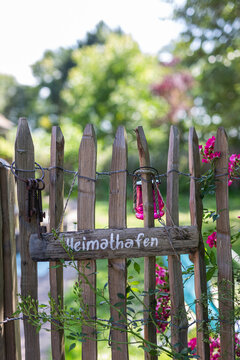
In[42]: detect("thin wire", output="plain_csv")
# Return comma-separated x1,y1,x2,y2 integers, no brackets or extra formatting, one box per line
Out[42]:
10,161,45,182
1,313,236,329
0,316,23,324
0,160,235,183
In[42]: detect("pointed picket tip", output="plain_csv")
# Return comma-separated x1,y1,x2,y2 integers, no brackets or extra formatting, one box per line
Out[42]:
169,125,179,144
189,127,200,172
78,124,97,182
78,124,97,172
135,126,150,166
215,126,228,152
52,126,64,146
215,127,228,174
79,124,97,165
82,123,96,141
168,125,179,169
217,126,227,136
113,126,127,150
15,117,34,152
188,127,195,155
189,127,198,143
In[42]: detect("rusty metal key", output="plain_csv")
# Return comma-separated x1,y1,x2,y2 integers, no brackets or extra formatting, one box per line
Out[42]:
25,179,36,222
36,179,45,223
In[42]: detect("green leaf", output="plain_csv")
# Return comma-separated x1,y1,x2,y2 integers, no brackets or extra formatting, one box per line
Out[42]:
131,287,140,292
134,261,140,274
204,255,210,265
138,345,150,352
117,293,125,299
114,301,124,307
69,343,76,352
129,281,139,285
126,259,132,267
127,307,135,313
67,335,76,341
206,267,216,281
126,285,131,294
209,251,216,266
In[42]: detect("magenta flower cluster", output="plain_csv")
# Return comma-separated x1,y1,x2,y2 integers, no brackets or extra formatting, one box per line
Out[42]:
199,136,220,164
199,135,240,249
188,335,240,359
206,231,217,248
151,72,193,96
228,153,240,186
200,135,240,186
155,264,170,333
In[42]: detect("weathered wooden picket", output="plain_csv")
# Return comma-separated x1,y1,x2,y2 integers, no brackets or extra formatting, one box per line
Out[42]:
0,118,235,359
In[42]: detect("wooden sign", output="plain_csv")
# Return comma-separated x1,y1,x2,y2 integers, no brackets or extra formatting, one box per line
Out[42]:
30,226,199,261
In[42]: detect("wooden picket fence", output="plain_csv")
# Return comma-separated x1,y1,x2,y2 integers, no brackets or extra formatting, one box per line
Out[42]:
0,117,235,359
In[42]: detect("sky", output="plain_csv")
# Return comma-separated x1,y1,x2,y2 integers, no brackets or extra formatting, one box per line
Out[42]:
0,0,183,85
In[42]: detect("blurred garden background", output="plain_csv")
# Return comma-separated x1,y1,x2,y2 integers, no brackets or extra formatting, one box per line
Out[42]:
1,0,240,358
1,0,239,170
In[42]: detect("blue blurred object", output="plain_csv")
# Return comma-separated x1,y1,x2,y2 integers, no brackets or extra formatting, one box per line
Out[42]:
163,254,218,329
17,253,49,278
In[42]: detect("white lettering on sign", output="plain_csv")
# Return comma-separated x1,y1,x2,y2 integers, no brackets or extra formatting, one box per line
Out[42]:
64,233,159,252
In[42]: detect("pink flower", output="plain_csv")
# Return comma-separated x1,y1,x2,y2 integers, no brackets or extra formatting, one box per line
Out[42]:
235,334,240,357
199,136,221,164
188,337,197,353
188,335,240,358
206,232,217,248
199,136,240,186
155,265,170,333
228,153,240,186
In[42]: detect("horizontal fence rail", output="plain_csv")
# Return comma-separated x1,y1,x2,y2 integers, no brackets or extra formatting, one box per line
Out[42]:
29,226,200,261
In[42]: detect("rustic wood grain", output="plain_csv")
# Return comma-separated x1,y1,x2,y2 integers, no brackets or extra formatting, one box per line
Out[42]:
77,124,97,360
188,128,210,359
49,126,65,360
15,118,40,360
30,226,199,261
136,126,156,360
0,161,21,360
108,126,129,359
215,127,234,359
166,126,188,354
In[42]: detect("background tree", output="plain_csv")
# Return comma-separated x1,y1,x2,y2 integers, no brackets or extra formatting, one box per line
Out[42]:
0,22,123,130
0,74,38,126
31,21,123,129
61,33,168,145
173,0,240,144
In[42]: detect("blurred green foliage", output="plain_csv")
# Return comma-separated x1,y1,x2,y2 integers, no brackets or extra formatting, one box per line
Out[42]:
61,33,168,143
0,22,172,178
1,10,239,191
173,0,240,147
